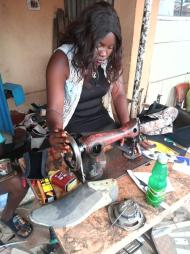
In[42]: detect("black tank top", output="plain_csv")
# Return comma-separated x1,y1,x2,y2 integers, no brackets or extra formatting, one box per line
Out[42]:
65,66,116,133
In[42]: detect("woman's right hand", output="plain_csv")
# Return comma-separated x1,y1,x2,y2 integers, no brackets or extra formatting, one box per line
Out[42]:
49,129,70,153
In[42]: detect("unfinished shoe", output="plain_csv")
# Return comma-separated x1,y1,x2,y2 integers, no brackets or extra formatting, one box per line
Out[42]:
30,179,118,228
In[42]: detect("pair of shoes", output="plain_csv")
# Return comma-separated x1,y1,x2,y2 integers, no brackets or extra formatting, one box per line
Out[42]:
2,214,33,239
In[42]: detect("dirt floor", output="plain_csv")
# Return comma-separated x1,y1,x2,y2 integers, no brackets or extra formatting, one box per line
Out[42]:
1,191,190,253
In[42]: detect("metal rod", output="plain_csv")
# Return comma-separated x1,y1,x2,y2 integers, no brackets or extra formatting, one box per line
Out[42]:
111,204,129,227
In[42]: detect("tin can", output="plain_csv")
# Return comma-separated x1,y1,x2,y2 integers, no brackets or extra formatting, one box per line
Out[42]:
0,158,12,176
51,171,78,192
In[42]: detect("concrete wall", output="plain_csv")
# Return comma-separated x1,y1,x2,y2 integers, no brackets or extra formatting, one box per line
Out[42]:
0,0,63,111
146,16,190,106
115,0,160,113
0,0,161,112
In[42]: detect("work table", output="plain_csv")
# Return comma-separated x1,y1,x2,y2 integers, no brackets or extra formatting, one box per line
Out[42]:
54,148,190,254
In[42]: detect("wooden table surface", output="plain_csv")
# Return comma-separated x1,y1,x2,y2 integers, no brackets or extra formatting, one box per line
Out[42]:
54,150,190,254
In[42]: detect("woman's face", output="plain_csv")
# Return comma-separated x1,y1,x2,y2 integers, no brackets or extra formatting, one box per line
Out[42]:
94,32,116,66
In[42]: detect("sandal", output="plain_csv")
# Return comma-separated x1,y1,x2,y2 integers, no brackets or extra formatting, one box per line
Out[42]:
2,214,33,239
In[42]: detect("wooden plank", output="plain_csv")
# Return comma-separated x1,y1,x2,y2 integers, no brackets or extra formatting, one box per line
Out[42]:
54,154,190,254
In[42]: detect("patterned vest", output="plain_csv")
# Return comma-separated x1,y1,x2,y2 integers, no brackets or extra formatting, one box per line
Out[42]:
57,44,113,128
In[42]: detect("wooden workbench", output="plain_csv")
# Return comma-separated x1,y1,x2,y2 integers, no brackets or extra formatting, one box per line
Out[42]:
54,149,190,254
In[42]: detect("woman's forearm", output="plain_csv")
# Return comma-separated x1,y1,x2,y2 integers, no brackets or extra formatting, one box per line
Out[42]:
113,94,129,125
111,75,130,126
47,109,63,131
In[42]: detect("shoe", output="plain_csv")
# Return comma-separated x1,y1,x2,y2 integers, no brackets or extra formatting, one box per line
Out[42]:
2,214,33,239
30,179,118,228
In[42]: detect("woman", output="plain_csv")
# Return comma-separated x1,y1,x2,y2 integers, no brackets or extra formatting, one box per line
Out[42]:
46,1,129,149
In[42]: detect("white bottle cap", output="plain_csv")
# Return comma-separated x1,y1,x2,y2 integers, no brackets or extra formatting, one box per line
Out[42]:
157,153,168,164
40,108,46,116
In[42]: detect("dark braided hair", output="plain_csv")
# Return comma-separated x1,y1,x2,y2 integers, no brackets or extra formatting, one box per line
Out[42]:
61,1,123,83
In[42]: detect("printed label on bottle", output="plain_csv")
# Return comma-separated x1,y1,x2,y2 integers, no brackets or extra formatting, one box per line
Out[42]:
146,186,165,204
148,187,165,198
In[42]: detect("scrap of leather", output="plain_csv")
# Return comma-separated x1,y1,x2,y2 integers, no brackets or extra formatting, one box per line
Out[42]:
10,110,25,125
30,178,118,228
13,127,27,146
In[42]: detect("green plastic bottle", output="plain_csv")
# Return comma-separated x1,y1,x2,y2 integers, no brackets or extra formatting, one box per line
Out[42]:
146,153,168,207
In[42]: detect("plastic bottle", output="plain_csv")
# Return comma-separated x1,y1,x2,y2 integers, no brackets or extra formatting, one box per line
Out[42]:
83,152,106,180
0,193,8,211
146,153,168,207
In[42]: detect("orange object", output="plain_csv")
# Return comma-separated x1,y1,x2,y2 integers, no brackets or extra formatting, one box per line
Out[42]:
37,180,46,203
